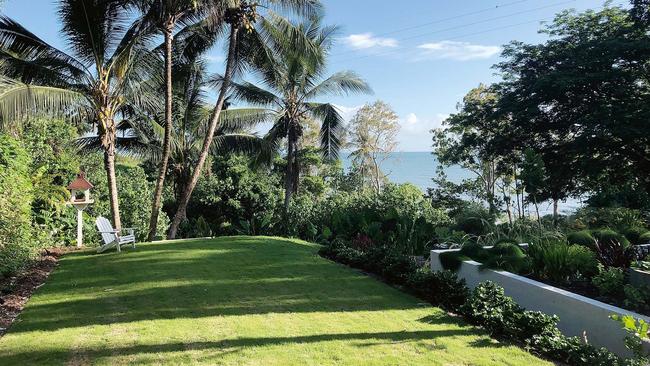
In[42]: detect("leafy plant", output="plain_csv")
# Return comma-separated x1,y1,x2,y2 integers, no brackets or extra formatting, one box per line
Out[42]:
592,267,625,297
593,234,634,268
461,281,522,335
610,314,650,363
527,241,598,284
624,285,650,314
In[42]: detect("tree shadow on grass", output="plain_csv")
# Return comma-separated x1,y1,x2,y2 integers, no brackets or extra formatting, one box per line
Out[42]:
8,237,446,334
0,329,473,364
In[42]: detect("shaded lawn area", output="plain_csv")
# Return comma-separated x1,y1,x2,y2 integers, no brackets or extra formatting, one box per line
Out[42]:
0,237,551,365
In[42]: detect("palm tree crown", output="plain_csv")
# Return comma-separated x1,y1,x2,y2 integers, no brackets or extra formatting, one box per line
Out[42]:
227,15,372,209
0,0,160,229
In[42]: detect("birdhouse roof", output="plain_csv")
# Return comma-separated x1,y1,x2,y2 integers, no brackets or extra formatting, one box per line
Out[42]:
67,172,93,190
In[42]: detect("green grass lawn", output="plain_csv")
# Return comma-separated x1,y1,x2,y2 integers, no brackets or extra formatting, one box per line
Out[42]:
0,236,551,365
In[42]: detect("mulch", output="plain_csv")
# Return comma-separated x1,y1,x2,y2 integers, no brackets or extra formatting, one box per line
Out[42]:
0,248,70,338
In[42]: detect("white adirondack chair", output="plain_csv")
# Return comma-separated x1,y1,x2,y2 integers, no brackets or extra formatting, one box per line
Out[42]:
95,216,136,253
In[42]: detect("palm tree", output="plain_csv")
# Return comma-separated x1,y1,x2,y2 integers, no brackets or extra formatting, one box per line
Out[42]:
77,57,272,228
226,15,371,211
166,0,322,239
130,0,209,241
0,0,159,230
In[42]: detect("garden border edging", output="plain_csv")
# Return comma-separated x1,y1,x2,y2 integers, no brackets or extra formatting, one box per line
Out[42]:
430,248,650,357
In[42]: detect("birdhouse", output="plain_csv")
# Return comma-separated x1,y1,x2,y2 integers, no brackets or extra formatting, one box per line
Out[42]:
67,171,94,206
67,171,94,248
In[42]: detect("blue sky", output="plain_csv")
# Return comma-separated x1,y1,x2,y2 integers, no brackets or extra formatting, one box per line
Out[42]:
2,0,626,151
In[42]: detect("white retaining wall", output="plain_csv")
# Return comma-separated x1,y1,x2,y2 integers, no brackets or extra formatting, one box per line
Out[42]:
431,248,650,357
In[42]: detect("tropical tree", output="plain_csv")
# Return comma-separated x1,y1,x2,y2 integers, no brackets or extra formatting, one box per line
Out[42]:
0,0,159,230
166,0,323,239
126,0,206,241
348,100,399,194
77,57,272,221
225,15,371,212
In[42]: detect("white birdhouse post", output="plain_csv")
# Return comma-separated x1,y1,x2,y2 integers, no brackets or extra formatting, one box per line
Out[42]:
67,171,94,248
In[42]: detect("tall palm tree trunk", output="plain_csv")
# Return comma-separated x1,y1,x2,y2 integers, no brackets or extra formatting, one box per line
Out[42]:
148,24,174,241
102,125,122,231
284,135,296,211
167,25,240,239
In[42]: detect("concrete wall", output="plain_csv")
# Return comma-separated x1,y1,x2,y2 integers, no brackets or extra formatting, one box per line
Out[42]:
431,248,650,357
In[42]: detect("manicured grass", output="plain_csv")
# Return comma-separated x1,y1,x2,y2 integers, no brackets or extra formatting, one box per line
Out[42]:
0,237,551,365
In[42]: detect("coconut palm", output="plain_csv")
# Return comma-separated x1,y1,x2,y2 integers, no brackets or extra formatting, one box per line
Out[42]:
0,0,159,230
77,58,273,225
129,0,213,241
225,15,371,211
166,0,322,239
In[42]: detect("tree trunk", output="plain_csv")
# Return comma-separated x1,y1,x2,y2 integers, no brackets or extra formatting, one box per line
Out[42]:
292,151,300,194
553,198,559,222
147,25,174,242
167,25,240,239
103,126,122,231
284,133,295,212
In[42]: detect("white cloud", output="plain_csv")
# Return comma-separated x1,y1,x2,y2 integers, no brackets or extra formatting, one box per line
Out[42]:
397,113,448,151
343,33,398,49
405,113,418,125
417,41,500,61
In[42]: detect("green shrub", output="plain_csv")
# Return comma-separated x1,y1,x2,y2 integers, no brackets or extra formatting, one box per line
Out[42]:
0,134,43,277
528,241,599,283
406,268,469,310
85,158,169,242
623,284,650,314
461,281,522,334
624,227,650,245
453,204,493,236
482,243,530,273
567,230,596,249
568,245,600,278
571,207,646,232
592,267,625,297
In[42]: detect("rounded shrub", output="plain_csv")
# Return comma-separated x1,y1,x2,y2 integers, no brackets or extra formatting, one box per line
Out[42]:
567,230,596,249
453,205,493,236
491,242,526,258
623,227,649,245
459,242,488,261
483,243,529,273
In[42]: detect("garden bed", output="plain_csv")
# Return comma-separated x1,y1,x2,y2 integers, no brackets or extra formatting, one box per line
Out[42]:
0,248,67,337
431,248,649,357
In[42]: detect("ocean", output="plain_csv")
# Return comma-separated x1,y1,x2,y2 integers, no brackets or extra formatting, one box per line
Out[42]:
340,151,582,215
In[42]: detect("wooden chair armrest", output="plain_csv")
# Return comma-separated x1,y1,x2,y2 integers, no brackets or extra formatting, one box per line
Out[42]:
98,230,119,234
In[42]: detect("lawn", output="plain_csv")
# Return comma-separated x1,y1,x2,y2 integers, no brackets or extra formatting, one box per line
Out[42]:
0,237,551,365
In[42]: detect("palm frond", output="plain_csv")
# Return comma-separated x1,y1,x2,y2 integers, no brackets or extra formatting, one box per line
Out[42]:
304,71,372,100
0,16,89,86
0,78,86,127
309,102,344,160
218,108,274,133
212,133,275,165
